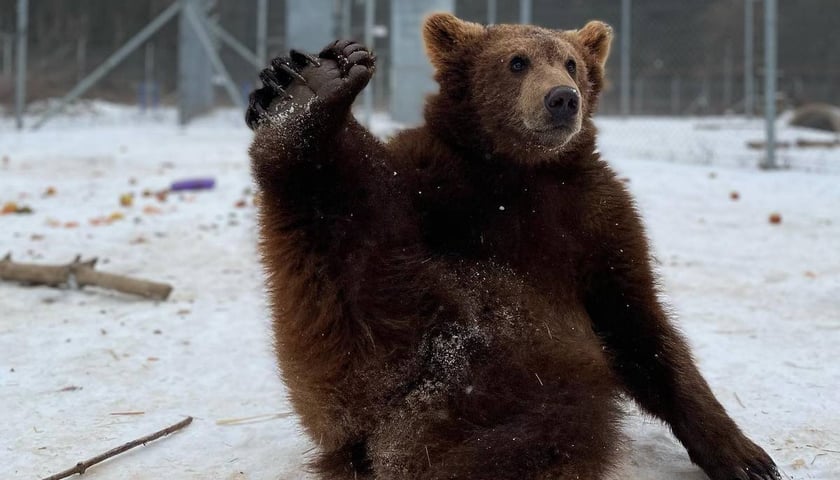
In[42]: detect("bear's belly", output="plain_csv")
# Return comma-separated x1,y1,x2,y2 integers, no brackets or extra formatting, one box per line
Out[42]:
360,265,609,431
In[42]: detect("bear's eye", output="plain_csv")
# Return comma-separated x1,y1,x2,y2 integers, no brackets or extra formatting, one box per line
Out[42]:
509,56,529,73
565,59,577,75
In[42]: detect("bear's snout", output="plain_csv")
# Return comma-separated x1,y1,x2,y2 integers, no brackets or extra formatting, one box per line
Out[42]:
544,86,580,122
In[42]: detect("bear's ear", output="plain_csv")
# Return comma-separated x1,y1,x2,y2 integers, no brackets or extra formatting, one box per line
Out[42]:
577,20,613,68
423,13,484,69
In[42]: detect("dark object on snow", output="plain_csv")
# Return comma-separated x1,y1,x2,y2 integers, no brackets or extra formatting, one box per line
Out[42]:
170,178,215,191
790,103,840,133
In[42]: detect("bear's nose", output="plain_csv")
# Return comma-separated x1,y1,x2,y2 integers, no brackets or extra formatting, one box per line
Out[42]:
544,86,580,121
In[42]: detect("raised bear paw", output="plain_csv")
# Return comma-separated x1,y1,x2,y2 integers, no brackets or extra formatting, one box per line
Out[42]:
245,41,375,130
316,39,377,99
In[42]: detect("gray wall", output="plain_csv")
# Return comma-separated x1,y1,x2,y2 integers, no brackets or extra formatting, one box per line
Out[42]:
389,0,454,125
285,0,336,52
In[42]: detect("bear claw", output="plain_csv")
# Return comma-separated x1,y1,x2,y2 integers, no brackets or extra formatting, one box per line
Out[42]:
258,69,291,98
273,61,307,84
290,49,321,67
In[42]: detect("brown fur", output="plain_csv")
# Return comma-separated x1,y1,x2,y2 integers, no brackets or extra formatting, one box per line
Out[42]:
247,15,780,480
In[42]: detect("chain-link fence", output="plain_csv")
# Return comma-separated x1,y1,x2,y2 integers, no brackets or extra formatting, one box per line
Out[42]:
2,0,838,168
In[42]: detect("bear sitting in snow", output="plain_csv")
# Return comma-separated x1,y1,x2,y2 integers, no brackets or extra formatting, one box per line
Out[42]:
246,13,780,480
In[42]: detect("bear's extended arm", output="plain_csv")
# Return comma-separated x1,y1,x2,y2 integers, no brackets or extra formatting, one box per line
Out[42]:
584,184,780,480
248,42,435,372
248,41,405,257
251,112,393,254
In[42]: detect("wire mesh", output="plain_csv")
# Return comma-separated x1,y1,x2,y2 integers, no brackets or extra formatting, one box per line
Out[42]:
1,0,838,161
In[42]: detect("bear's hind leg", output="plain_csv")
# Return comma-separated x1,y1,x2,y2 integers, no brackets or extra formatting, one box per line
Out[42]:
431,404,620,480
309,439,375,480
370,386,621,480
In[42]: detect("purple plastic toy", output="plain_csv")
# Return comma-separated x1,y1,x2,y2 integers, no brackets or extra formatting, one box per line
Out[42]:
170,178,216,192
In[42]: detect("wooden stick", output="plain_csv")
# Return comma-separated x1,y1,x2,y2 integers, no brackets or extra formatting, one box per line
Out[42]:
795,138,840,148
41,416,193,480
746,140,791,150
0,254,173,300
747,138,840,150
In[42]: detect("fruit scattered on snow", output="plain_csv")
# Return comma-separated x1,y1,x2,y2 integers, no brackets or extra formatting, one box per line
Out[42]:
1,201,33,214
2,202,18,214
120,193,134,207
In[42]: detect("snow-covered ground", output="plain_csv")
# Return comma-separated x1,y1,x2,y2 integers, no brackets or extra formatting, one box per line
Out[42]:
1,104,838,479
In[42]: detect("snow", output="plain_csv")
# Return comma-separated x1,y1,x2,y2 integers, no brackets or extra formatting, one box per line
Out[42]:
1,104,838,479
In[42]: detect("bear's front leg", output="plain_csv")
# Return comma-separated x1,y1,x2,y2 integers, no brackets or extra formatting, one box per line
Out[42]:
585,188,781,480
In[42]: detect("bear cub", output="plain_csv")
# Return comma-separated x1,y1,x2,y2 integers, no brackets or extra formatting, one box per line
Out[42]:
247,13,781,480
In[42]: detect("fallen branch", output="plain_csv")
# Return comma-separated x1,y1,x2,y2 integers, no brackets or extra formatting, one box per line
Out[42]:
747,138,840,150
41,416,193,480
795,138,840,148
0,254,173,300
746,140,791,150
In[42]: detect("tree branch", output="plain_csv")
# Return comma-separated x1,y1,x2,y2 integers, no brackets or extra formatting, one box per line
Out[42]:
0,254,173,300
41,416,193,480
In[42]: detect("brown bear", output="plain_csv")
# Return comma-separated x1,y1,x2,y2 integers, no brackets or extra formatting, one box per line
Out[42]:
246,13,781,480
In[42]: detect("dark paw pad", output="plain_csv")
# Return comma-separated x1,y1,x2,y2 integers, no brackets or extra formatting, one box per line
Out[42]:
309,40,376,102
319,40,376,75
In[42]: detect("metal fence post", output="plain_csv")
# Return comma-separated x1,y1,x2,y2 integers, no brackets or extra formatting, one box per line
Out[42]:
487,0,497,25
670,76,681,115
143,41,155,110
762,0,777,169
178,0,213,124
620,0,631,117
744,0,755,117
256,0,268,65
15,0,28,130
341,0,352,38
363,0,375,127
520,0,532,24
724,42,733,111
2,33,12,77
183,0,244,110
